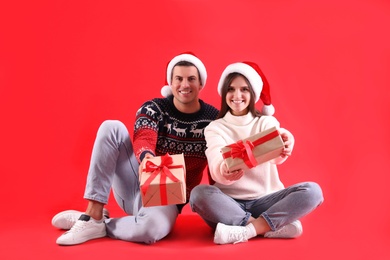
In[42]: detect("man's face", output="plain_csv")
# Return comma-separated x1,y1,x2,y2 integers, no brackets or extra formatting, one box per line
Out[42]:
170,65,202,108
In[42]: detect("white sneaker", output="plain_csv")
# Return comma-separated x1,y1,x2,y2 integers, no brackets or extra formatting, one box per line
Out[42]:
264,220,303,238
52,210,83,230
214,223,249,245
52,209,110,230
56,214,106,245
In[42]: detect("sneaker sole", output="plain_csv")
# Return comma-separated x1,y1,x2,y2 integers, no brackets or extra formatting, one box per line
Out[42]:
56,230,107,246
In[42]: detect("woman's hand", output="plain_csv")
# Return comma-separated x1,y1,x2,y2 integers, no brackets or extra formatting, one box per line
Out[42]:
280,131,293,158
221,163,244,181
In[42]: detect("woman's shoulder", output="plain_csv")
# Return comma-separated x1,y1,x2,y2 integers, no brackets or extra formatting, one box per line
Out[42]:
258,115,279,124
257,115,280,130
205,118,229,134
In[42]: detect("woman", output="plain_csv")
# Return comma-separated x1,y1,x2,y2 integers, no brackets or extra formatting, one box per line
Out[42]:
190,61,324,245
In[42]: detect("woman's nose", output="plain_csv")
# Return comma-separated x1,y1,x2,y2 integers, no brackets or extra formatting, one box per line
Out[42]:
233,89,241,96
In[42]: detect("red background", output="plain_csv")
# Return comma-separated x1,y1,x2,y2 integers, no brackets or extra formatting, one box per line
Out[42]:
1,0,389,259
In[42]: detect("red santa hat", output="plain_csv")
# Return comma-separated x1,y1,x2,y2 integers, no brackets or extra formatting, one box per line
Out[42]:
217,61,275,115
161,52,207,97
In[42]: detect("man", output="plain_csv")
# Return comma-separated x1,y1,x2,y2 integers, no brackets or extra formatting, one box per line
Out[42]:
52,52,219,245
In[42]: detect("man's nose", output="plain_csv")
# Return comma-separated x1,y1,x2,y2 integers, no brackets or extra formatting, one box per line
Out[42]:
181,79,189,87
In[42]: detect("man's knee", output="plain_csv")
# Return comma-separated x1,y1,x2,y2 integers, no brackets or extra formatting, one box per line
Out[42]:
100,120,125,132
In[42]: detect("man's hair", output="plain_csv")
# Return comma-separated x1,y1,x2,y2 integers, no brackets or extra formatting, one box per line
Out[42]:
171,61,202,85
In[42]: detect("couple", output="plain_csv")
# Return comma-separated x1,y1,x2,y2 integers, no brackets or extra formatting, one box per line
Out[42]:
52,52,323,246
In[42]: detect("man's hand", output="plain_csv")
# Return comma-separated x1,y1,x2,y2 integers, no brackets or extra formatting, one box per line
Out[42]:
139,153,155,175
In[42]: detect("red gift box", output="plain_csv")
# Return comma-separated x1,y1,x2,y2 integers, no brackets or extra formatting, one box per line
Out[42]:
140,153,186,207
221,127,284,171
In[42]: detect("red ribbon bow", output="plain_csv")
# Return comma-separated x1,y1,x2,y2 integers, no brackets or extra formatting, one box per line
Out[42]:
222,130,280,169
226,140,258,168
141,153,183,205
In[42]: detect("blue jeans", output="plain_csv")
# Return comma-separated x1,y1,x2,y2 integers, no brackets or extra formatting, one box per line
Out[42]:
190,182,323,231
84,120,179,244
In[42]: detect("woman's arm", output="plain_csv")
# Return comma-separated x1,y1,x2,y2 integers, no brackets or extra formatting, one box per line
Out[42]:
204,123,238,185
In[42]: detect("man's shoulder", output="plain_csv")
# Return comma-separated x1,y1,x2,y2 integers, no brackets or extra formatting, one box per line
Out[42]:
135,98,170,118
139,97,169,108
199,99,219,114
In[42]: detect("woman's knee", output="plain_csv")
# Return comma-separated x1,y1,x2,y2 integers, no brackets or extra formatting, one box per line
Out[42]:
190,185,217,203
304,182,324,206
189,185,220,213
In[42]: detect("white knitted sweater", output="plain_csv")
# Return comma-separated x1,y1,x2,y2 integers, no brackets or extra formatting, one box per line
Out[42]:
204,111,294,200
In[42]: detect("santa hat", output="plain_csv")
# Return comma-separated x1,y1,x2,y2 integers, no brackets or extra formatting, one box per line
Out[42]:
217,61,275,115
161,52,207,97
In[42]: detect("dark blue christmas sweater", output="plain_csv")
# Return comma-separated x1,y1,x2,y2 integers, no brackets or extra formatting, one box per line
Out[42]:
133,95,219,204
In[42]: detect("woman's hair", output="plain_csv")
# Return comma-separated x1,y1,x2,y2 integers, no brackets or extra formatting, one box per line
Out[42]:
217,72,262,119
171,61,202,85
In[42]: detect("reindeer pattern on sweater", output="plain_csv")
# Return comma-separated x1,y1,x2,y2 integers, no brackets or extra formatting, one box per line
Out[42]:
133,95,219,201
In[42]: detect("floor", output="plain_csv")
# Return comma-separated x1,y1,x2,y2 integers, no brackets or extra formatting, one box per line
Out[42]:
1,201,388,260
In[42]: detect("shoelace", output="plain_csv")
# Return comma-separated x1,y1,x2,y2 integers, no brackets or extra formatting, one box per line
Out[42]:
266,223,298,238
65,220,88,234
65,215,80,226
270,225,288,236
228,228,247,244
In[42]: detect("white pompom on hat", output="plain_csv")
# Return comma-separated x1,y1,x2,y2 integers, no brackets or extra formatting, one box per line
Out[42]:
161,52,207,97
217,61,275,115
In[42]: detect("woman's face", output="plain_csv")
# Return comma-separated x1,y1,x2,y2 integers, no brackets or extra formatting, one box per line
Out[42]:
225,75,251,116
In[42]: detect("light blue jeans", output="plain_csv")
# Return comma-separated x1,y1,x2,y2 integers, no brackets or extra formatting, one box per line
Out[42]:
190,182,323,231
84,120,179,244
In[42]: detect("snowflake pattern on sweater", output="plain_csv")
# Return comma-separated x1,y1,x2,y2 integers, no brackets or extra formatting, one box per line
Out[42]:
133,95,219,201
